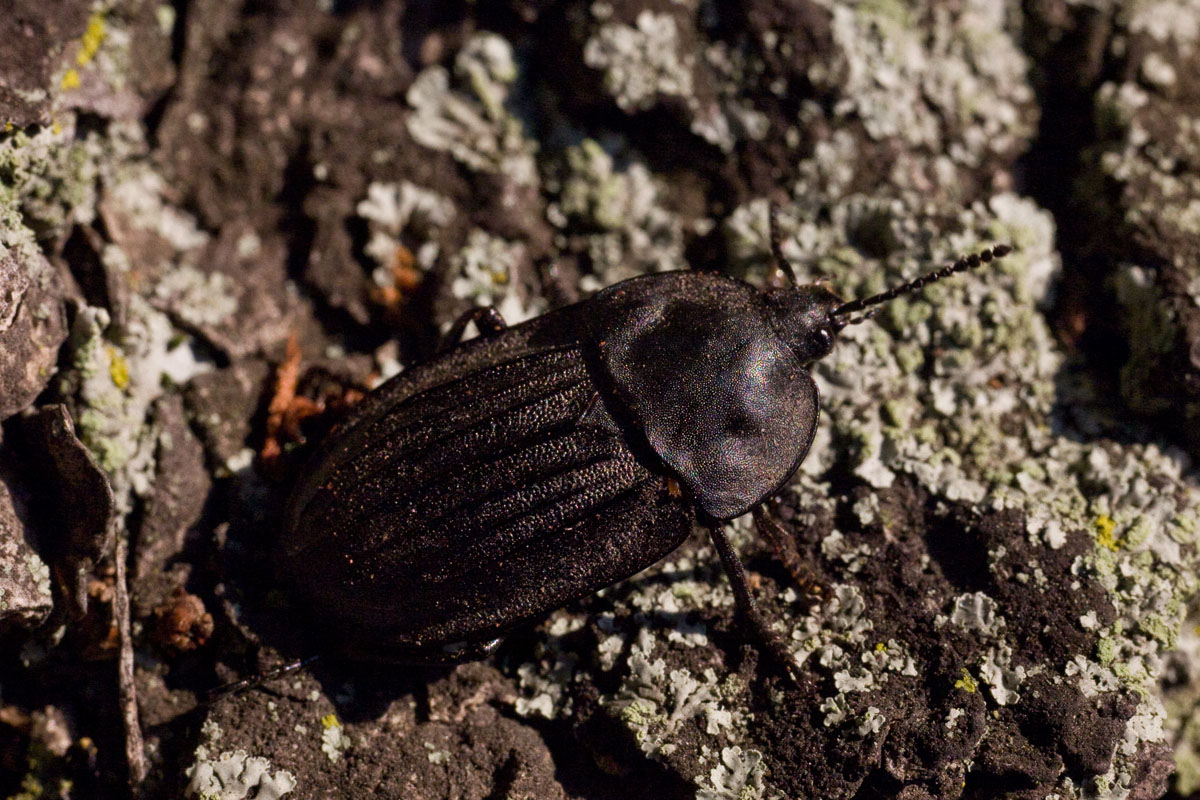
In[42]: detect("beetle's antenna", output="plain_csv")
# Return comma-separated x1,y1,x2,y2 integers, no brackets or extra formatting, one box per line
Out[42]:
768,203,799,285
832,244,1013,322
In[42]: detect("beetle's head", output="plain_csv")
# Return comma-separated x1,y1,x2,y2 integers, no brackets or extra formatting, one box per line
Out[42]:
765,203,1012,364
765,284,844,364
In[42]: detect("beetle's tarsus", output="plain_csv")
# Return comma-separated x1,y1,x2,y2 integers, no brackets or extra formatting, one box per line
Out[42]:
767,202,799,286
440,306,508,351
708,524,802,685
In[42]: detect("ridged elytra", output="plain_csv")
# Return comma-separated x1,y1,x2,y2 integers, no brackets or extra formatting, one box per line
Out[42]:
277,208,1012,673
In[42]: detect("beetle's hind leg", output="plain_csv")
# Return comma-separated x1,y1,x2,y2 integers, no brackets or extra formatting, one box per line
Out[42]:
707,524,800,683
440,306,508,351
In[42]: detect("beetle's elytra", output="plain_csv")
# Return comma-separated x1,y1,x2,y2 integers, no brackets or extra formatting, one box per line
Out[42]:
278,212,1011,664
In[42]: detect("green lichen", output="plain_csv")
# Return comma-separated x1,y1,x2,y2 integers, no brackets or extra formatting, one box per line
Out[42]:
548,138,686,287
715,179,1197,798
0,124,99,263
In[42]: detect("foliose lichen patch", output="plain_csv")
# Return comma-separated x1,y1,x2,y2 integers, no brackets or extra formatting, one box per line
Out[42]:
764,187,1194,797
406,33,537,187
546,138,688,287
185,720,297,800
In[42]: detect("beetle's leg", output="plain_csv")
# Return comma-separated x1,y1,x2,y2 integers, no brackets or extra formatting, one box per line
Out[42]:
752,506,822,600
205,655,321,701
432,637,503,664
440,306,508,351
707,524,800,683
375,637,504,665
767,202,799,286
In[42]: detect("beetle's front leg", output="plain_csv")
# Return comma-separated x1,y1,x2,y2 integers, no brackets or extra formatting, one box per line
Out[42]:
752,506,822,600
708,524,801,683
439,306,507,352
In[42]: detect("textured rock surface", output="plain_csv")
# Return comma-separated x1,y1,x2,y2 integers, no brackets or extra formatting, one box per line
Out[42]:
0,466,52,632
0,1,1198,799
0,247,69,421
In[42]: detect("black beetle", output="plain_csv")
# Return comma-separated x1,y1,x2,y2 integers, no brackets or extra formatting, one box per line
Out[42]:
278,209,1011,667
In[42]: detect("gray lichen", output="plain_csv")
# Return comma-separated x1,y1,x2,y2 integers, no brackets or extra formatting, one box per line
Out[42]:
695,745,766,800
584,11,694,113
356,179,455,272
604,627,750,760
449,228,543,325
319,713,351,763
406,32,537,186
756,185,1197,796
186,721,297,800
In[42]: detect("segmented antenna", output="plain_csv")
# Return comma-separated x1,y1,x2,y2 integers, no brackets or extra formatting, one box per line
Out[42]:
832,244,1013,323
767,203,799,285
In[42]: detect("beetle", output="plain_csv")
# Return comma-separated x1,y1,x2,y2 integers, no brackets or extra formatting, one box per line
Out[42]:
277,207,1011,669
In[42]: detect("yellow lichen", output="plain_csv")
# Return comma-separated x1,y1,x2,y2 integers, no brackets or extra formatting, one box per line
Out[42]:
60,69,80,91
107,347,130,391
77,13,106,66
1095,514,1119,552
954,668,977,693
321,713,340,729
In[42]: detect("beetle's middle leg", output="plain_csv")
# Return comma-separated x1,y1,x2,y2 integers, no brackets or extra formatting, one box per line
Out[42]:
707,524,800,683
440,306,507,351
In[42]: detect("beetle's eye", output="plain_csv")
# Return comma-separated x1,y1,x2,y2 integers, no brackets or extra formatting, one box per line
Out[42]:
814,327,833,353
